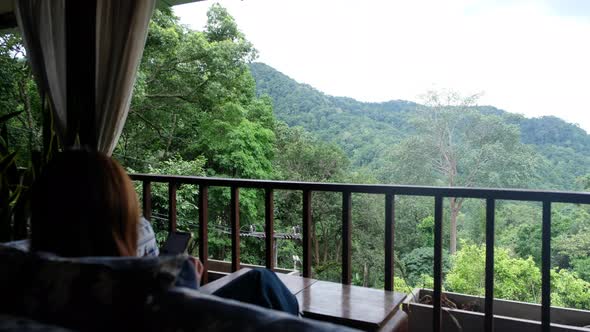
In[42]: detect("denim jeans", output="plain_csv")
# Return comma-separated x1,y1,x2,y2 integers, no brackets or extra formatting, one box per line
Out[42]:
212,268,299,316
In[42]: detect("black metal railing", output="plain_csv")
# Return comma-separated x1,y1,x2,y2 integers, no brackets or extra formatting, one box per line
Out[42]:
130,173,590,332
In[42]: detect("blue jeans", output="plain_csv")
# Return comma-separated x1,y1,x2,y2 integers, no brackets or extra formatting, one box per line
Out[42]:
212,269,299,316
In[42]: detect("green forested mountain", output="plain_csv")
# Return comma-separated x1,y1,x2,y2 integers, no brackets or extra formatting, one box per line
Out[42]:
250,62,590,190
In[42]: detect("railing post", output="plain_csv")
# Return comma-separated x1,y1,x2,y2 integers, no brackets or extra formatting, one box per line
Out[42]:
168,182,177,232
385,193,395,292
265,188,275,270
485,199,495,332
230,186,240,272
302,189,312,278
199,185,209,284
542,201,551,332
142,181,152,221
342,191,352,285
433,196,443,332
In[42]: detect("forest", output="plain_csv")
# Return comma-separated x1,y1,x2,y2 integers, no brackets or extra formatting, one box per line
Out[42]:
1,4,590,310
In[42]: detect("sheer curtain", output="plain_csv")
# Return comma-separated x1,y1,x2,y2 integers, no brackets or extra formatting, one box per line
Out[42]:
14,0,67,139
14,0,155,155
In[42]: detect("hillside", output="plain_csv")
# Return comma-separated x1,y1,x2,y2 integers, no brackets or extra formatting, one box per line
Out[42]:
250,62,590,190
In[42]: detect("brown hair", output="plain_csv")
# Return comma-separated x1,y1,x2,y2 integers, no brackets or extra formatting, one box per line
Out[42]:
31,150,139,257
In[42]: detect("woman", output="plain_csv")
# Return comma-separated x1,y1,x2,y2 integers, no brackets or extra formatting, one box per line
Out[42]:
31,150,139,257
30,150,298,315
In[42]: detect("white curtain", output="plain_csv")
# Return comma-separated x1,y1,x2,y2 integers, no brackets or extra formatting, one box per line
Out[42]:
14,0,67,139
95,0,155,154
14,0,156,155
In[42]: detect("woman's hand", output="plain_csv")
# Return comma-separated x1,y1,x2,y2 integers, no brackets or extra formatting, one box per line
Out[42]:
189,256,204,285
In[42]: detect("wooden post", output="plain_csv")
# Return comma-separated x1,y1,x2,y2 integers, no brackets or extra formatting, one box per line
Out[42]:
230,187,240,272
342,191,352,284
142,181,152,221
168,182,177,232
265,188,275,270
199,185,209,284
485,199,495,332
385,193,395,291
433,196,443,332
302,189,312,278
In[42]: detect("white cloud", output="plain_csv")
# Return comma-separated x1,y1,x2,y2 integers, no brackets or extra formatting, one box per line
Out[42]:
174,0,590,132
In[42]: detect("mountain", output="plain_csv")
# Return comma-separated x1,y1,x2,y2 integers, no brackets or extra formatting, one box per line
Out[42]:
250,62,590,190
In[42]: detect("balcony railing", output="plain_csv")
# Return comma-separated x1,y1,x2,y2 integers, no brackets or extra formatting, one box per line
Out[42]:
129,173,590,332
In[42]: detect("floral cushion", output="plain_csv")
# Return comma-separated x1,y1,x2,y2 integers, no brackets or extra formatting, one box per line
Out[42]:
0,244,189,332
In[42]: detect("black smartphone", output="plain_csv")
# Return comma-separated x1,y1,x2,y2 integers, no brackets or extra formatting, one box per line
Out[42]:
160,231,192,255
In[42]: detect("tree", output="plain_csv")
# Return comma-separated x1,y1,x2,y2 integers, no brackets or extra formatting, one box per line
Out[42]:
446,243,590,309
129,156,206,245
0,34,42,163
118,5,268,178
272,122,349,274
384,90,539,254
401,246,451,286
576,174,590,190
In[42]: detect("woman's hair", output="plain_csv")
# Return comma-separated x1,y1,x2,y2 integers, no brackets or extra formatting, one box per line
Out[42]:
31,150,139,257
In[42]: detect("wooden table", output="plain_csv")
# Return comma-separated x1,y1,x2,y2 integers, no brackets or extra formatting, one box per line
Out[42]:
296,281,407,331
200,269,407,331
275,272,318,295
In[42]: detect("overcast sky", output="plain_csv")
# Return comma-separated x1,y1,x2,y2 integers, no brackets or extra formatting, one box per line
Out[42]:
175,0,590,132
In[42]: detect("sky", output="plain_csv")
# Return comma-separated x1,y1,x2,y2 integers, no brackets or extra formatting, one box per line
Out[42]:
174,0,590,132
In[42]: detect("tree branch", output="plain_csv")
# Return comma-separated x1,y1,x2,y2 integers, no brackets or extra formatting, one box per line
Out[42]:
129,109,165,140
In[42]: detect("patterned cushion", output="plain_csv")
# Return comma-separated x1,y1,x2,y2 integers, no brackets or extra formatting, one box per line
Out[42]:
0,245,356,332
0,244,189,332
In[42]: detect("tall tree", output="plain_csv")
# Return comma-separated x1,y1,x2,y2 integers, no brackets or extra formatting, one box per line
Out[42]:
117,6,276,257
0,34,42,161
384,90,539,253
118,5,270,179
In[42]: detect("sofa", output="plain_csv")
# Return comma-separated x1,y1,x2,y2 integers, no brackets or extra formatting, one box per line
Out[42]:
0,244,357,331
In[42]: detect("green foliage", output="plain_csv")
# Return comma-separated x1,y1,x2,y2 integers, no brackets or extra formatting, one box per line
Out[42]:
131,156,206,243
0,111,23,241
555,226,590,264
401,247,451,286
115,6,278,263
250,63,590,191
576,174,590,191
519,116,590,155
446,244,590,309
571,257,590,282
417,216,434,247
447,244,542,303
273,122,348,182
119,6,268,178
551,269,590,309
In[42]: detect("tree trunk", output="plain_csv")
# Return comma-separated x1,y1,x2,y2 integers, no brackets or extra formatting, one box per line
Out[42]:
322,229,329,263
450,197,458,254
164,113,177,159
312,227,320,266
18,79,35,153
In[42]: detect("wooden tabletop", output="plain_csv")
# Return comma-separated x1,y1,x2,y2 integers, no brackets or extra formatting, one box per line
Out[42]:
275,273,318,295
296,281,407,331
200,269,406,331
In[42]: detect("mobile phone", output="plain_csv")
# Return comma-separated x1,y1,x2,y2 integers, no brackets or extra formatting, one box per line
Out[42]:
160,231,192,255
